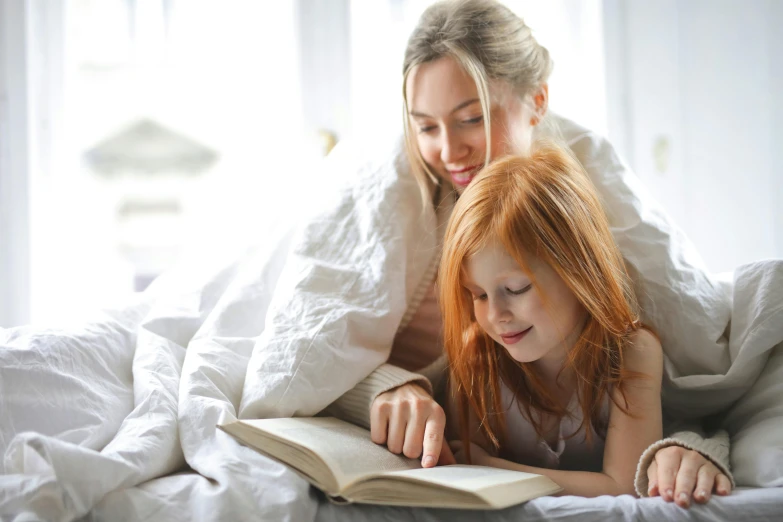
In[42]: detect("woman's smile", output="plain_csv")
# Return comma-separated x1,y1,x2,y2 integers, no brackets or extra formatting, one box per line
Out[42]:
448,164,483,187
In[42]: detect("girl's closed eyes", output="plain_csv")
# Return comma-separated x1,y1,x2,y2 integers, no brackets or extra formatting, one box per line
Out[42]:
468,284,532,300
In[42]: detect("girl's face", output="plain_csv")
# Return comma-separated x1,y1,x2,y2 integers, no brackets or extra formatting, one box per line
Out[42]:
464,239,588,368
405,55,542,193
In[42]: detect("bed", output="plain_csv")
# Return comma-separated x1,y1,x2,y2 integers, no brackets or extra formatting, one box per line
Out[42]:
2,130,782,521
84,474,783,522
316,487,783,522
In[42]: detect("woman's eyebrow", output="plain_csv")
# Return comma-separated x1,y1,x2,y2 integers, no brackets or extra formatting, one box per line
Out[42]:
409,98,480,118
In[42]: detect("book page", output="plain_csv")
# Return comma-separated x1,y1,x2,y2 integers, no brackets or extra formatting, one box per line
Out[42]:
343,464,561,509
372,464,561,508
386,464,540,490
240,418,420,484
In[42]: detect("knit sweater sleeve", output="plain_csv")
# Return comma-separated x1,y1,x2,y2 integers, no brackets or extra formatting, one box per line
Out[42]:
634,421,734,497
322,364,433,429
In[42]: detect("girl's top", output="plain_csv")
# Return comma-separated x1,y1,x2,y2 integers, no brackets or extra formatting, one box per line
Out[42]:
500,382,610,471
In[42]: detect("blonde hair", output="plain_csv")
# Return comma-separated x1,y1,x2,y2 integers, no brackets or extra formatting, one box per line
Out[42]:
439,147,645,458
402,0,553,202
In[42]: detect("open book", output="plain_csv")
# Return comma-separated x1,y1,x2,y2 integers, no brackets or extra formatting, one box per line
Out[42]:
218,416,561,509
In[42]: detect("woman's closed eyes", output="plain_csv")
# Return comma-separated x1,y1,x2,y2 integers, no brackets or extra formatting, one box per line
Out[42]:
416,114,484,134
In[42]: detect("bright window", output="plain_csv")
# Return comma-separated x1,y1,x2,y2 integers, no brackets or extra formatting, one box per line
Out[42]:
31,0,318,323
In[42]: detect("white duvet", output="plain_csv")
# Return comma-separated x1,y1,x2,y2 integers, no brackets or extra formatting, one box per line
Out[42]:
1,120,781,522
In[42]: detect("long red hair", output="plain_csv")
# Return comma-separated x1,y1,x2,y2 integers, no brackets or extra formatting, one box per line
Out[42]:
439,147,644,459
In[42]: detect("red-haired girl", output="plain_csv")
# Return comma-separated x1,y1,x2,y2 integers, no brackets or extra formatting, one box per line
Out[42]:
440,147,664,496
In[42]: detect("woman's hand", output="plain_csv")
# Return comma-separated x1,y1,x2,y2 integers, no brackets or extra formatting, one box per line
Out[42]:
647,446,732,508
449,440,492,466
370,383,456,468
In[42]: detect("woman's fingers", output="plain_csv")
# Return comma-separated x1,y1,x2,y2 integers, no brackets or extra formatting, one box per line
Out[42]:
693,465,718,504
402,406,426,459
654,447,683,502
370,398,390,446
715,473,732,496
420,408,446,467
647,446,733,507
370,383,447,468
386,401,407,454
647,459,659,496
673,451,703,508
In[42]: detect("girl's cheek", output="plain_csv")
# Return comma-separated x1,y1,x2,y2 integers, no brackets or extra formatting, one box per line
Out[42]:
473,305,485,324
474,305,490,330
519,295,543,320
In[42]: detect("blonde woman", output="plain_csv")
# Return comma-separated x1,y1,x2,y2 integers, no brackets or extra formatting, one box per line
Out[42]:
326,0,732,507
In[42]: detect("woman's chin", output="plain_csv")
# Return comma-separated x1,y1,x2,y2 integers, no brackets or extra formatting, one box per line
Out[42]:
436,173,467,194
445,179,467,194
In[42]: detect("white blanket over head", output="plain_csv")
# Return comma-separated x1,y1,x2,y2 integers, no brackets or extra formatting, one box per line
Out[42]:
1,116,781,522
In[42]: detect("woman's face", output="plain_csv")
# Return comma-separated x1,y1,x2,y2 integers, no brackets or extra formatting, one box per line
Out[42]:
405,56,543,193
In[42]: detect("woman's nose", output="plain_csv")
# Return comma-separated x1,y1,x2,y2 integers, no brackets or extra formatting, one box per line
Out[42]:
440,129,467,164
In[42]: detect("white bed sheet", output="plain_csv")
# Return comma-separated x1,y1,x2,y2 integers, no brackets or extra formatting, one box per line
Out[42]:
315,487,783,522
86,471,781,522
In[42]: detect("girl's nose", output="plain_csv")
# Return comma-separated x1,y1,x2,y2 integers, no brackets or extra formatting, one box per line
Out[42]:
488,297,511,324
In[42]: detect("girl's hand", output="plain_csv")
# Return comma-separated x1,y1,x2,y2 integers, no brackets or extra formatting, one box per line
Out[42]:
370,383,456,468
449,440,492,466
647,446,732,508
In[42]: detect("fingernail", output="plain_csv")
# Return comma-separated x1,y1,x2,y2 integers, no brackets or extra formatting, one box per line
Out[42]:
678,492,689,506
423,456,434,467
665,489,673,500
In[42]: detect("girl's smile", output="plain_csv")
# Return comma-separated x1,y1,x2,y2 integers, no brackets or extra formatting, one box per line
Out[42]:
499,326,533,345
